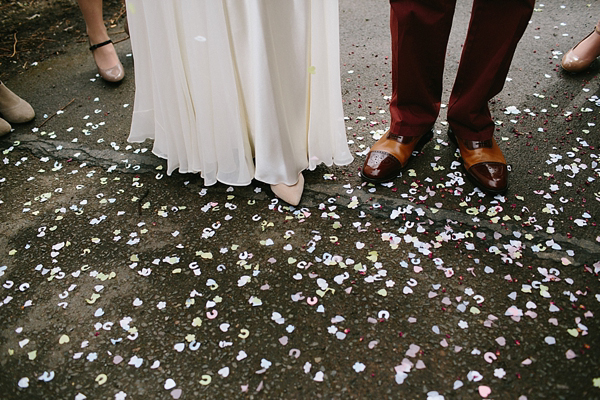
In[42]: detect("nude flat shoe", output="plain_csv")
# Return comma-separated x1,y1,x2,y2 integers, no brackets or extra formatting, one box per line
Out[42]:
270,173,305,206
0,82,35,124
0,117,11,136
89,39,125,83
561,25,600,73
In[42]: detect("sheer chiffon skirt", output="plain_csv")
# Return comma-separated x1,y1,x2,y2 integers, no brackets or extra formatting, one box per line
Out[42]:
126,0,352,186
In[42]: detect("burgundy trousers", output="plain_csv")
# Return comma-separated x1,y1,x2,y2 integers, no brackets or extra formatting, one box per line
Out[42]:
389,0,535,141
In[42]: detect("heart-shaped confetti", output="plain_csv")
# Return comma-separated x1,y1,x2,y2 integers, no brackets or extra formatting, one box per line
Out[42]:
164,379,176,390
478,386,491,398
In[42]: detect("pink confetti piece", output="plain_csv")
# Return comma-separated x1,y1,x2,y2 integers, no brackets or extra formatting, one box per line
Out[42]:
478,386,492,398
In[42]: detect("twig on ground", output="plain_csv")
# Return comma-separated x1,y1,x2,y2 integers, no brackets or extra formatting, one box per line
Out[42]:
10,33,17,57
37,98,75,129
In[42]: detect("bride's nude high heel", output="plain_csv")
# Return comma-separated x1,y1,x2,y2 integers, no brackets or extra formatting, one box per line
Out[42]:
89,39,125,82
270,173,305,206
562,24,600,73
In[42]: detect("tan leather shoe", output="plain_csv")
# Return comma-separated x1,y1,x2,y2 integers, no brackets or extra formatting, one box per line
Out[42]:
0,82,35,124
448,129,508,195
361,129,433,183
90,39,125,83
271,173,304,206
562,25,600,73
0,117,11,136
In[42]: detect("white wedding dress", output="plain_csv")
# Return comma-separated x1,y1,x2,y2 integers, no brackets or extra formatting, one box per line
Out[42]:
126,0,353,186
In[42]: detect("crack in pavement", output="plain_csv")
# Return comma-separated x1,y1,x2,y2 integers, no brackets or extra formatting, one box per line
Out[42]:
4,135,598,265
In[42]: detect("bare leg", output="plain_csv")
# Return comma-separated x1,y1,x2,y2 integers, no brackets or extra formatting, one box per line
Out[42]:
76,0,119,70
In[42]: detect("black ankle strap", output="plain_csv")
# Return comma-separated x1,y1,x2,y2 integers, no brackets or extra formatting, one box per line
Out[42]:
89,39,113,51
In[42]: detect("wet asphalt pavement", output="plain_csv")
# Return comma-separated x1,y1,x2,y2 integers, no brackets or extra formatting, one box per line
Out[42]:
1,0,600,399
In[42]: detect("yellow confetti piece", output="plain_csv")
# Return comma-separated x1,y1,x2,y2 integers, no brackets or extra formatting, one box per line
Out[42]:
250,297,262,306
196,251,213,259
8,349,14,356
238,329,250,339
347,200,359,209
567,329,579,337
377,289,388,297
130,254,139,262
28,350,37,360
185,334,196,343
192,317,202,327
469,307,481,315
59,335,70,344
366,251,378,262
593,377,600,388
354,263,365,272
95,374,107,385
91,238,101,244
172,268,182,274
8,249,16,256
199,375,212,385
86,294,101,304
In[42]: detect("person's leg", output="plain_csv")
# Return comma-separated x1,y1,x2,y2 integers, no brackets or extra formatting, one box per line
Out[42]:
77,0,124,81
388,0,456,137
362,0,455,183
446,0,534,194
447,0,534,141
